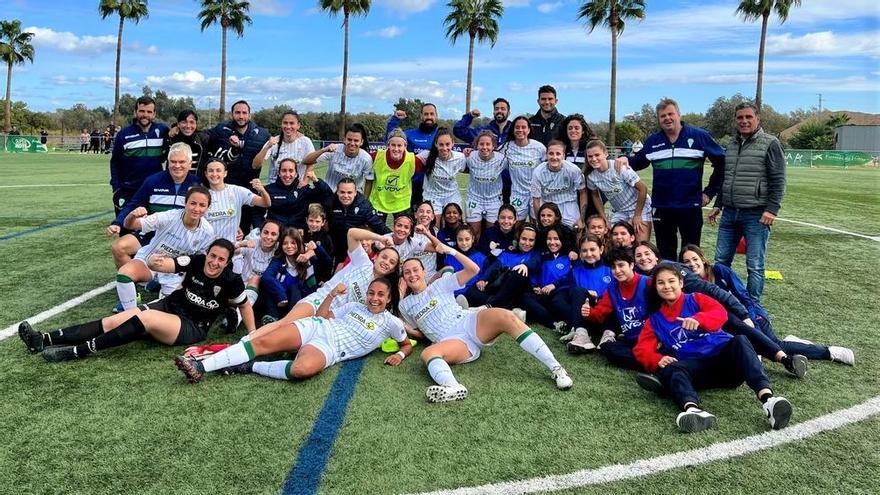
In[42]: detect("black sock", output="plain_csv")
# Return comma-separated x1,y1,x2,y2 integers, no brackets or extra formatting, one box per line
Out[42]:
45,320,104,346
780,355,792,368
73,316,146,357
759,391,774,403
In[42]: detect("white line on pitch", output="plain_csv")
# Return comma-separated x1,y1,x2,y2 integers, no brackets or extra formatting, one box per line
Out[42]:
0,183,108,189
0,282,115,341
413,396,880,495
773,217,880,242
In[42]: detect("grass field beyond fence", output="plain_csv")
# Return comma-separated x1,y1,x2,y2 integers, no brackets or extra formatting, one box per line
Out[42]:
0,154,878,495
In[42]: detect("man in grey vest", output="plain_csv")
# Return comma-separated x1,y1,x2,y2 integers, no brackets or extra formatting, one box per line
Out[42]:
708,102,785,304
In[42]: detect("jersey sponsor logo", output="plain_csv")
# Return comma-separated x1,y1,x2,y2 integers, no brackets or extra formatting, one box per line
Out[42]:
206,207,236,219
620,306,643,333
414,298,440,322
473,176,497,183
347,311,377,331
351,281,365,303
185,288,220,310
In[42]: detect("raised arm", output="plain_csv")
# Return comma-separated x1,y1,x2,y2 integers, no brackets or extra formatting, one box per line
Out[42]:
347,227,393,253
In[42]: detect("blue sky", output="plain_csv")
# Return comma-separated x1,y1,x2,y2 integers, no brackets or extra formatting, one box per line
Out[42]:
5,0,879,120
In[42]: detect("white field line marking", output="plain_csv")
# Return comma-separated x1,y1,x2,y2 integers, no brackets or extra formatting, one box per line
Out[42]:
413,396,880,495
0,282,115,341
0,183,108,189
773,217,880,242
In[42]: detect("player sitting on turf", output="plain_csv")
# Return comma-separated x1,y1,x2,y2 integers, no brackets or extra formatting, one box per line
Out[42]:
174,278,411,383
18,239,256,362
399,242,573,403
633,262,793,433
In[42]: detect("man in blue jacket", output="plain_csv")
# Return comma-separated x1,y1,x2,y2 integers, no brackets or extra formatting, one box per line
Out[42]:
385,102,439,209
109,96,169,224
208,100,270,231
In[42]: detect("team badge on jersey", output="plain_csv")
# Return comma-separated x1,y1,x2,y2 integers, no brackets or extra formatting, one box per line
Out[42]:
213,285,221,296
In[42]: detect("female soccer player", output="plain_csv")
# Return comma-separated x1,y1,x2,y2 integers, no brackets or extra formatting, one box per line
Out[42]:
680,244,854,366
418,128,467,225
19,239,255,361
501,116,546,222
437,202,464,248
115,186,216,311
204,160,271,243
519,227,572,331
531,140,587,230
385,213,439,279
585,140,652,242
302,123,374,194
399,242,573,402
610,221,637,249
174,278,412,384
254,110,316,184
237,219,282,308
477,204,518,255
370,129,423,220
264,158,333,230
259,228,321,324
465,131,507,239
633,263,793,433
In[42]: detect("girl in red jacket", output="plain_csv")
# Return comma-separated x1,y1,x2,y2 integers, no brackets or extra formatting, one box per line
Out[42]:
633,263,793,433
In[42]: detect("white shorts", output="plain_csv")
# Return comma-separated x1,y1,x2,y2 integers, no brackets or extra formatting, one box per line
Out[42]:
466,198,502,223
509,195,531,221
296,290,344,314
611,208,653,224
558,201,581,228
130,258,183,296
425,193,462,215
439,310,493,364
294,317,338,369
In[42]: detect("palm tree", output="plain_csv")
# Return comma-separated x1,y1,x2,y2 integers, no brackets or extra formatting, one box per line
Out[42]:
443,0,503,113
197,0,252,121
98,0,149,123
0,20,34,132
736,0,801,112
319,0,371,139
577,0,645,146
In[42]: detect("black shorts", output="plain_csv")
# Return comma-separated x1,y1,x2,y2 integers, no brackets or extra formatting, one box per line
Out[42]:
142,299,209,346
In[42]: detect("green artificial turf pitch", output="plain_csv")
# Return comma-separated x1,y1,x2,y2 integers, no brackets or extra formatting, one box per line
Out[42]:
0,153,878,494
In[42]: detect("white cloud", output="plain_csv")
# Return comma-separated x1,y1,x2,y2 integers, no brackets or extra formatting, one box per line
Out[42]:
300,56,512,75
249,0,292,16
52,75,133,87
765,31,880,58
779,0,880,25
365,26,405,38
376,0,437,15
26,26,116,55
537,2,563,14
503,0,531,7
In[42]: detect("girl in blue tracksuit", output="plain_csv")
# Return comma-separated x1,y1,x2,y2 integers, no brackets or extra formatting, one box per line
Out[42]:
561,234,615,350
519,227,572,329
478,204,518,256
443,225,488,296
436,202,464,249
680,244,854,366
463,224,540,310
259,228,319,323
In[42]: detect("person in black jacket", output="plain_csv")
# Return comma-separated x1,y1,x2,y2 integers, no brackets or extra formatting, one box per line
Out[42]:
528,85,566,146
329,177,390,267
165,110,212,178
263,158,333,231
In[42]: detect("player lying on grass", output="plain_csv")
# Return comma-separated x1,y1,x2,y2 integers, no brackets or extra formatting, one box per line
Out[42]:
19,239,255,362
398,243,573,403
174,278,411,383
633,263,793,433
679,244,854,366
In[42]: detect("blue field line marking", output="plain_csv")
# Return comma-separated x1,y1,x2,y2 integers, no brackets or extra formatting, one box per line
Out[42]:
281,358,367,495
0,210,113,241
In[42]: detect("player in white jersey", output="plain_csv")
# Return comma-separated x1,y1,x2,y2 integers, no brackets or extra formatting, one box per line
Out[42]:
204,160,271,244
384,213,440,280
585,140,652,241
174,278,413,384
302,124,374,194
237,219,281,306
417,128,467,224
253,111,317,184
465,131,507,239
116,186,216,310
502,116,546,221
531,140,587,230
243,228,401,341
399,243,573,403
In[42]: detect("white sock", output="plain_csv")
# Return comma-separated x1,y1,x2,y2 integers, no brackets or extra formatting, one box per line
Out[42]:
245,287,258,306
427,357,459,387
517,330,561,371
253,360,293,380
201,341,255,373
117,279,138,309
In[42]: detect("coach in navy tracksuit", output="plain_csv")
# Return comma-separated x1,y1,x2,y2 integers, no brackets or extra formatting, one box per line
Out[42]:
207,100,270,230
109,96,169,219
328,178,390,266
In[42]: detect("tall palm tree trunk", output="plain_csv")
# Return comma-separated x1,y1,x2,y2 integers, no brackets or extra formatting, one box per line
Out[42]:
608,24,618,146
755,12,769,112
465,34,475,112
339,13,350,140
4,62,12,132
114,14,124,125
219,26,228,121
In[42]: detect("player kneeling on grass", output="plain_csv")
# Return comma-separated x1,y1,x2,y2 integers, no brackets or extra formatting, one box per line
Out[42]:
399,244,573,404
19,239,256,362
633,263,792,433
174,279,411,383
